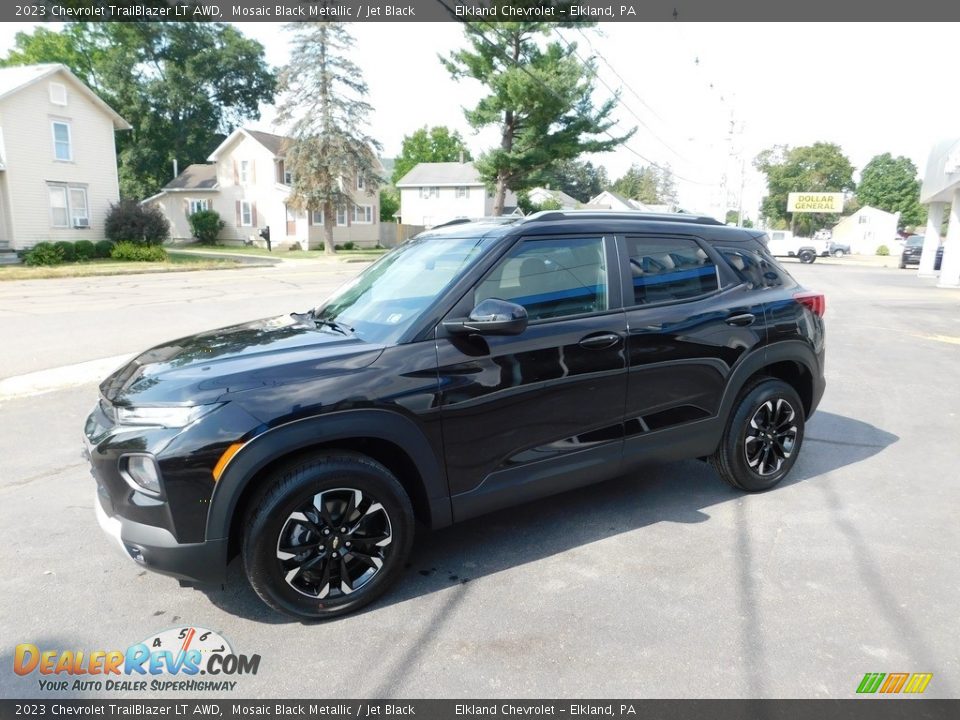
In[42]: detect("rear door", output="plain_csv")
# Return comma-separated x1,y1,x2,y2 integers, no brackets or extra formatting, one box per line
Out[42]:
436,233,628,520
619,234,767,465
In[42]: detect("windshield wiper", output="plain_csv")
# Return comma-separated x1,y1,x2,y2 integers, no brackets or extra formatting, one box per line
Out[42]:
291,309,354,335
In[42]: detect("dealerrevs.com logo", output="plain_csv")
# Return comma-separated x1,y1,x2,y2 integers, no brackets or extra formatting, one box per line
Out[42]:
14,627,260,693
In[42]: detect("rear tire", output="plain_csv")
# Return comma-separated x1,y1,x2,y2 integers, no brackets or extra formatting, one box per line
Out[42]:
798,249,816,264
833,249,845,258
711,377,805,492
242,452,414,620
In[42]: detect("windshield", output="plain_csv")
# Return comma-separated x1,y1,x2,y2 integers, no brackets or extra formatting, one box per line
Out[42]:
907,236,924,247
313,235,492,344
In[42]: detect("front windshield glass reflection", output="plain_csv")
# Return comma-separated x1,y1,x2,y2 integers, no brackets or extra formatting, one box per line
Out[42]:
314,235,491,344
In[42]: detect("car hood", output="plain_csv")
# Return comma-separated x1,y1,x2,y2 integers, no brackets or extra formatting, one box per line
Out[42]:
100,314,385,406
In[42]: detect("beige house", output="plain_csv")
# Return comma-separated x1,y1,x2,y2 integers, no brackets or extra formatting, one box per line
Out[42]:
145,128,382,249
830,205,900,255
0,64,129,253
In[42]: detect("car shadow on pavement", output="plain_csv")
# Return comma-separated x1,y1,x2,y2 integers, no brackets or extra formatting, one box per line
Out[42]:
199,411,897,623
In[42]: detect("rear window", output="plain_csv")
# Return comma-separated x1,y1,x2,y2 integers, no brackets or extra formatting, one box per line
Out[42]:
719,246,793,289
625,237,719,305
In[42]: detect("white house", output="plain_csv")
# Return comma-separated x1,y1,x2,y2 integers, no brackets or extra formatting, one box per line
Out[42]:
830,205,900,255
144,128,382,249
527,186,580,210
395,162,519,227
0,63,129,254
584,190,675,214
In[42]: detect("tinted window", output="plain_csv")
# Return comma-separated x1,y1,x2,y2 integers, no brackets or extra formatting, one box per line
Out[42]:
626,237,718,304
475,237,608,321
719,247,785,289
906,236,923,247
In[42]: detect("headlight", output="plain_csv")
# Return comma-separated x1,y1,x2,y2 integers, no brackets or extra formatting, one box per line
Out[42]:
123,454,162,496
115,404,220,429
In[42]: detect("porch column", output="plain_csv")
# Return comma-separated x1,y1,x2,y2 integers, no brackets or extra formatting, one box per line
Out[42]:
936,189,960,288
918,202,945,276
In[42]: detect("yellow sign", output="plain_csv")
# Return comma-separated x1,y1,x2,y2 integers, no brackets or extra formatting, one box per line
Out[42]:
787,192,844,213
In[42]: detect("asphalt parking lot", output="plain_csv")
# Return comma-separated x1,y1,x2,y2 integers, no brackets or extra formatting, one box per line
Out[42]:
1,261,958,699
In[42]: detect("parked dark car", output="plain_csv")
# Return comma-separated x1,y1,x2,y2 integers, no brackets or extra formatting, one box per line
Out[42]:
84,212,826,619
900,235,943,269
825,241,850,257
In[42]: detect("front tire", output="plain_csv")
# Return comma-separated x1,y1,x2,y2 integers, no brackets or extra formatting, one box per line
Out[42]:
833,249,845,258
711,378,805,492
242,452,414,620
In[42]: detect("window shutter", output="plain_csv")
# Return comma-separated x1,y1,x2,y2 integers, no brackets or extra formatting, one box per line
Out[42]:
183,199,190,217
235,200,241,226
277,160,284,184
251,160,256,184
251,202,258,227
233,160,238,184
307,210,312,226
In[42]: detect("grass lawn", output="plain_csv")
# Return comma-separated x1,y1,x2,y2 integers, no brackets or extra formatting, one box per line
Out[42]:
174,245,389,260
0,252,242,281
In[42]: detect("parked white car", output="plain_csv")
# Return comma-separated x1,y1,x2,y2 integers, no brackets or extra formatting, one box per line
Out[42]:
765,230,828,263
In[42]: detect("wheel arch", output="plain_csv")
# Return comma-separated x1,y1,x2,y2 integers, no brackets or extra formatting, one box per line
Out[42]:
720,341,820,422
206,410,452,553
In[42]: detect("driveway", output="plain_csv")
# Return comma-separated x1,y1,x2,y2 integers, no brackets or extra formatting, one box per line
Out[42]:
0,263,957,699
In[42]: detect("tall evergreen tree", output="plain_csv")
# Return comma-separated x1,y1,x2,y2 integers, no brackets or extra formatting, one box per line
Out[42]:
443,22,633,215
277,23,382,254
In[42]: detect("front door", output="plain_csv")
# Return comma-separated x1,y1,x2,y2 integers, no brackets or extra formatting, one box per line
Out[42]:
437,234,628,521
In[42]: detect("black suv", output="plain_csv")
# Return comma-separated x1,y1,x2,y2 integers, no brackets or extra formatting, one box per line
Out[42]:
899,235,943,270
84,212,825,619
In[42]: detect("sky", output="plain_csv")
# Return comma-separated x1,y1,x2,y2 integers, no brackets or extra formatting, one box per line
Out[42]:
2,21,958,219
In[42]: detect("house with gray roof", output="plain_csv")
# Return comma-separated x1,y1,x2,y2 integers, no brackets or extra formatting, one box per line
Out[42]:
395,161,520,227
144,127,383,249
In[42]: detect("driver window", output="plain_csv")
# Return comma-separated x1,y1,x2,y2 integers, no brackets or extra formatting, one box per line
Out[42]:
474,237,608,321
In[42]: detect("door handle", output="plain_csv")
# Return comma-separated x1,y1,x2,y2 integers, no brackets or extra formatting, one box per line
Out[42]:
725,312,756,327
578,332,622,349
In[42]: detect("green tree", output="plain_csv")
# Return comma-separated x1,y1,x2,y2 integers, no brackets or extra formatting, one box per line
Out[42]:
443,21,633,215
856,153,926,228
277,22,382,255
536,160,610,203
1,23,275,199
612,164,662,204
754,142,855,236
392,126,472,185
534,159,608,203
379,188,399,222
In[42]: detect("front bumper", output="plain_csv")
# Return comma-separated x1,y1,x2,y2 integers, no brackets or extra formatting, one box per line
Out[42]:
94,483,228,585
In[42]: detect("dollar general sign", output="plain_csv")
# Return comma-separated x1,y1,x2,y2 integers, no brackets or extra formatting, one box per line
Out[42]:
787,192,844,213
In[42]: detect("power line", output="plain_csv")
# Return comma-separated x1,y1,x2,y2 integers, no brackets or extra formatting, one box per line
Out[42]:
552,28,692,166
435,9,714,186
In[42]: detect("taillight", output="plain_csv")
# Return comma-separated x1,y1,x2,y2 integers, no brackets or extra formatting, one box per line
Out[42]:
794,291,825,317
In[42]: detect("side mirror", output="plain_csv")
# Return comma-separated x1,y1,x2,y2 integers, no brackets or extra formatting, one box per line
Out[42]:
443,298,528,336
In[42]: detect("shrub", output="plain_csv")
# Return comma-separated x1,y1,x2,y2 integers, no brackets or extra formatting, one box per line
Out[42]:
104,200,170,246
876,244,890,256
110,241,168,262
188,209,225,245
94,240,115,258
74,240,96,261
342,241,356,250
24,242,64,266
53,240,76,262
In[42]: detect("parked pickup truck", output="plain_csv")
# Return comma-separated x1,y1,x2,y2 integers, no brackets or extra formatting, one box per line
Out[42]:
765,230,828,263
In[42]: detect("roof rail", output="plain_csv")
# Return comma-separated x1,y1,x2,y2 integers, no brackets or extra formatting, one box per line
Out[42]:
526,210,724,226
429,216,522,229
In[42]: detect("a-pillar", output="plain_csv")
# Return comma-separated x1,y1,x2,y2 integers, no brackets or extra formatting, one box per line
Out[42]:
918,202,945,276
937,189,960,288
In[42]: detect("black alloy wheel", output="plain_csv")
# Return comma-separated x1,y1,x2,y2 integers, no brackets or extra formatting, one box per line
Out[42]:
711,377,806,492
243,452,414,620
